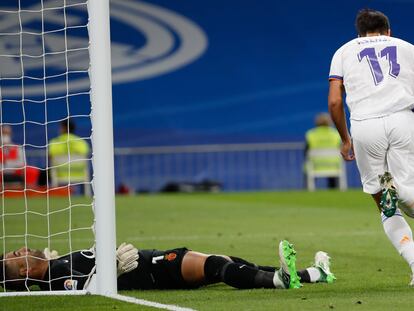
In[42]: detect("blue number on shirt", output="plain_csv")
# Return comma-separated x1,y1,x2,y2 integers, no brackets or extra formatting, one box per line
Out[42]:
358,46,400,85
380,46,401,78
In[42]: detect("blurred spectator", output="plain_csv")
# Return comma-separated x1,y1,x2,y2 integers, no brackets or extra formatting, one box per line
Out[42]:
0,125,40,187
48,120,90,194
0,125,25,184
117,183,131,194
304,113,342,189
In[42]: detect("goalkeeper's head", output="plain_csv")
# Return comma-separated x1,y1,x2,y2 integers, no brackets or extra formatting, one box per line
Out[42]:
0,247,47,291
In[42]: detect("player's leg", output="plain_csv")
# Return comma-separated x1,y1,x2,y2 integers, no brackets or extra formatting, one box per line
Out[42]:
351,117,393,214
181,250,274,288
227,255,278,272
193,240,301,289
229,253,335,284
386,110,414,217
352,114,414,285
180,250,210,285
204,255,280,289
227,260,324,284
295,251,336,284
180,251,280,288
383,111,414,284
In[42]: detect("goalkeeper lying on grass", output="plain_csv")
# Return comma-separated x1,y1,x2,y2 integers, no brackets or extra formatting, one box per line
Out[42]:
0,240,335,291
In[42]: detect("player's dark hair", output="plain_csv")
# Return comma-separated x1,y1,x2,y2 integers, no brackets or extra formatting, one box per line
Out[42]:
355,9,390,36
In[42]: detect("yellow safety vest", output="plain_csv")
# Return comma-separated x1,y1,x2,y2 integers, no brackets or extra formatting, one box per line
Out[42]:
48,133,90,180
305,126,341,172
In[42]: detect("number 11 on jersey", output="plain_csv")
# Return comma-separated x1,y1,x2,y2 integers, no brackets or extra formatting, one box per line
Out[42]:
358,46,401,85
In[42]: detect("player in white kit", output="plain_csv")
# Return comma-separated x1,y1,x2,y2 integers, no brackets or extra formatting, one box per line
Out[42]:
328,8,414,285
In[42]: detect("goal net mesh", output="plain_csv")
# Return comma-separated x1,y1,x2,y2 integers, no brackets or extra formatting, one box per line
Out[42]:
0,0,95,292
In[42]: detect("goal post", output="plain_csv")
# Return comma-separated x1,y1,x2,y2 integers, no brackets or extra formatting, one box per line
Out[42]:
0,0,117,296
88,0,117,296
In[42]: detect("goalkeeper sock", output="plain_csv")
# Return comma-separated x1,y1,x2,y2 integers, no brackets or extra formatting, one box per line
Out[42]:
222,262,275,289
382,209,414,273
229,256,257,268
297,268,321,283
204,255,275,288
229,256,276,272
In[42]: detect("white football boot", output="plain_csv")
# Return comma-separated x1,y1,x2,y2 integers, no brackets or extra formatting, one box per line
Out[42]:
314,251,336,283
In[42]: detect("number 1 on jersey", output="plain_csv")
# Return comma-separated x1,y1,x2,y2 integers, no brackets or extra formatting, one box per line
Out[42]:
358,46,400,85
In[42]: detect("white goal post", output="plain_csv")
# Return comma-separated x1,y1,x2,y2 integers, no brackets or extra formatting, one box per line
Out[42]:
0,0,117,296
88,0,117,296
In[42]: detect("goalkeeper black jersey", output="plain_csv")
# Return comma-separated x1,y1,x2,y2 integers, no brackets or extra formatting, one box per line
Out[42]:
39,250,96,291
38,247,192,291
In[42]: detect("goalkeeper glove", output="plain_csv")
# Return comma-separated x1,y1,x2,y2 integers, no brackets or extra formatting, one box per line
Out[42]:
116,242,139,277
43,248,60,260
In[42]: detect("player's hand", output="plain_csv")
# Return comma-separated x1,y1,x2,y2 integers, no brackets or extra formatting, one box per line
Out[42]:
43,247,59,259
340,139,355,161
116,242,139,277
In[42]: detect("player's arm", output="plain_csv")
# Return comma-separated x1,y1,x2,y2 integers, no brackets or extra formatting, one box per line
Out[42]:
328,79,354,161
47,263,92,291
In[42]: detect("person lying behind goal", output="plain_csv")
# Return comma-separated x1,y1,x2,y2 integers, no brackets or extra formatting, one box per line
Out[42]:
0,240,335,292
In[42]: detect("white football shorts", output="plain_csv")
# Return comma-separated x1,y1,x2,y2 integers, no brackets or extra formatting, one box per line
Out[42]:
351,109,414,204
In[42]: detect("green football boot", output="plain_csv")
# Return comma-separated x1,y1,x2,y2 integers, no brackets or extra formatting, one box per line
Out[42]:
277,240,301,289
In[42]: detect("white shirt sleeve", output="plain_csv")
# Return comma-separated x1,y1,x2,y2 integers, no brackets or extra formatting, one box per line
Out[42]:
410,42,414,61
329,47,343,81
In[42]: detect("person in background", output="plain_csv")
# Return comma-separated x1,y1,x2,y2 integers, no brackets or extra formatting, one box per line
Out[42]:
304,113,342,189
0,125,40,187
0,125,25,184
48,119,90,191
328,8,414,285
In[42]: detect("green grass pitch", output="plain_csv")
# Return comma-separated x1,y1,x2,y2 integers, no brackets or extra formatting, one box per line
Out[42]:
2,190,414,310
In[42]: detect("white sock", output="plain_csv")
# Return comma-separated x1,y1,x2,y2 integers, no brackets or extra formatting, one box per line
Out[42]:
272,270,286,289
382,209,414,273
306,267,322,282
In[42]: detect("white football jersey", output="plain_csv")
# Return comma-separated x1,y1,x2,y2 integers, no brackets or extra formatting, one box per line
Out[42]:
329,36,414,120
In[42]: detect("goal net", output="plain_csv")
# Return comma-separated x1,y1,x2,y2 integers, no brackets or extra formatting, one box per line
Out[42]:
0,0,116,295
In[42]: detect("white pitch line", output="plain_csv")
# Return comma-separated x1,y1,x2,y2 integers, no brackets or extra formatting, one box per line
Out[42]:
110,294,196,311
0,292,196,311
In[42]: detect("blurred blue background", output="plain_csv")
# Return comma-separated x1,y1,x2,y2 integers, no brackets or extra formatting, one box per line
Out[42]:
109,0,414,146
1,0,413,191
2,0,413,146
